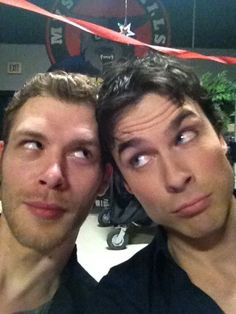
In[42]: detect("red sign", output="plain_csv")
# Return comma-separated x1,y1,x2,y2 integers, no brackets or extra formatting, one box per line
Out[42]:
46,0,170,72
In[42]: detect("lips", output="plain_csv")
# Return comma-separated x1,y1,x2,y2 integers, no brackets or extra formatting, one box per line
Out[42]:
174,194,211,218
24,201,66,220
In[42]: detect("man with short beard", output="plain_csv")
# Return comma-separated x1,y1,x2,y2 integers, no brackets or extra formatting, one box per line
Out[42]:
0,71,109,313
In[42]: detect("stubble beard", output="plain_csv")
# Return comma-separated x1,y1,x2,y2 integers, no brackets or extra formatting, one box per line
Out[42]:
1,196,83,255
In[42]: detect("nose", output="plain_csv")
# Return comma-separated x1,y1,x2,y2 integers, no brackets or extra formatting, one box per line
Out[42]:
162,154,192,193
39,159,67,190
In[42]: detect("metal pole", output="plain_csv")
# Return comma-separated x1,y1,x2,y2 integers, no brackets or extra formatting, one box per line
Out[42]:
234,92,236,140
124,0,128,27
234,94,236,187
192,0,196,48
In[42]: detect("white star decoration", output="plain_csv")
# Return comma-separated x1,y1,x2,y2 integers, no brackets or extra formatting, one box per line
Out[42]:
118,23,135,37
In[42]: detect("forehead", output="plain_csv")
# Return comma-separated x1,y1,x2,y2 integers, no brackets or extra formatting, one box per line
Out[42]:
9,96,98,142
114,93,204,142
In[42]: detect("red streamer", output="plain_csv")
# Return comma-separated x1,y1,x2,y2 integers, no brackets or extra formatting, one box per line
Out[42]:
1,0,236,65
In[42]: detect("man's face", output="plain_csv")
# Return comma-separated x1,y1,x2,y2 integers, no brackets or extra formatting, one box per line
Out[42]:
112,93,234,240
0,96,107,253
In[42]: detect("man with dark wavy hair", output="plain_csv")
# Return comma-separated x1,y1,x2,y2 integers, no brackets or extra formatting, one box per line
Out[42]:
87,54,236,313
0,71,109,313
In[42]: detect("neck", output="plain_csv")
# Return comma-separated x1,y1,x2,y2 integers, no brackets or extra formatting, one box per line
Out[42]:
0,217,77,312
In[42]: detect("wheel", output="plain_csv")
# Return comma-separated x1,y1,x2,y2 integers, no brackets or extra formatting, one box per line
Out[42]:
98,209,111,227
107,227,129,250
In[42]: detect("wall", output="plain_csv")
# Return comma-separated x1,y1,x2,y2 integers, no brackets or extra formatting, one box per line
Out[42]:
0,44,236,91
184,49,236,81
0,44,50,91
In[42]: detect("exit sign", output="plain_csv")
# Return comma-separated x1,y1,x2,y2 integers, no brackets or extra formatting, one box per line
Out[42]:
7,62,22,74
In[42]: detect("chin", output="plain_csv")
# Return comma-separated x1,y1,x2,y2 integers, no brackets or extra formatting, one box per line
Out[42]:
19,233,71,254
11,222,76,254
181,223,227,249
168,217,226,246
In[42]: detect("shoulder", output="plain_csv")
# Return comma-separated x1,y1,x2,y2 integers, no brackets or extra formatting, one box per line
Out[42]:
86,238,158,314
50,247,97,314
108,235,157,278
64,248,97,299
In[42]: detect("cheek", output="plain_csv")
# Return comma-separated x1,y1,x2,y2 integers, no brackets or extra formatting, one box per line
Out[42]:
137,192,167,217
193,144,229,175
124,173,164,212
2,159,25,186
186,143,234,197
70,167,103,196
131,188,168,224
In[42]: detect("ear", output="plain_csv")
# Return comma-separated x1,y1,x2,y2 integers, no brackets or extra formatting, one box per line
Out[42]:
124,179,133,195
97,163,113,197
0,141,4,160
0,141,4,188
219,135,228,154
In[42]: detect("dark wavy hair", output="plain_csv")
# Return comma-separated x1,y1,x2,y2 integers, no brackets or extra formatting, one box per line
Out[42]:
97,53,224,161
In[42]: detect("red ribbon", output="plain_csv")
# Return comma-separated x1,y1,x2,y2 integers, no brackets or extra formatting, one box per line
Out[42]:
1,0,236,64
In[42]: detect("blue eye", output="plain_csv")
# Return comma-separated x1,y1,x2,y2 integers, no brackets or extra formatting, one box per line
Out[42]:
176,130,196,145
73,149,91,160
24,141,42,150
130,155,151,168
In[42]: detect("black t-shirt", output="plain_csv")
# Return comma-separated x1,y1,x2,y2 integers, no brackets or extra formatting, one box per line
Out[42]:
86,227,223,314
49,247,97,314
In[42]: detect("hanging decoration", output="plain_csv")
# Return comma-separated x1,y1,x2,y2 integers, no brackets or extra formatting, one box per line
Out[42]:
118,0,135,37
118,23,135,37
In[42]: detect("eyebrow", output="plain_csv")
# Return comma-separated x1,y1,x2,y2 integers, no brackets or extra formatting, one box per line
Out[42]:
117,138,143,155
14,129,99,148
14,129,46,141
167,109,197,134
69,138,100,149
117,109,197,156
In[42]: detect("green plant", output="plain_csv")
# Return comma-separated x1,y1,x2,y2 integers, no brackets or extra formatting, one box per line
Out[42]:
201,71,236,125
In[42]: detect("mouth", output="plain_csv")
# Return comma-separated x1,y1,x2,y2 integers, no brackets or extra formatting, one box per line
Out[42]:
24,201,66,220
174,194,211,218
